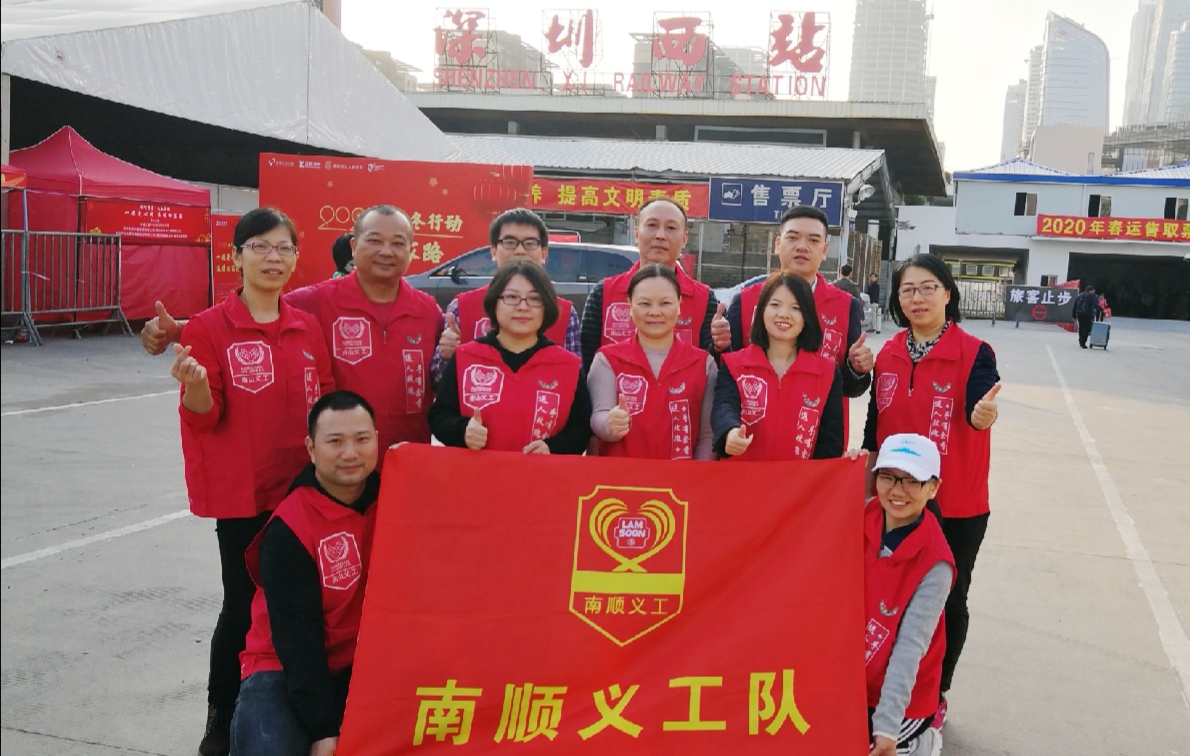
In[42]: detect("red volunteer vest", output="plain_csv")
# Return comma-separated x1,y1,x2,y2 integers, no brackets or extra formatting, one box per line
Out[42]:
454,285,572,348
285,274,441,450
455,341,581,452
721,344,837,461
179,294,333,519
863,498,955,718
240,485,378,678
601,262,711,348
597,337,709,459
739,274,853,365
873,324,992,518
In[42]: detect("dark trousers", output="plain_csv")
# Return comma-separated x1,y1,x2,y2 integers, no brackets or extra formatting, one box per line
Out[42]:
230,671,310,756
1076,314,1094,347
939,512,989,693
210,513,271,710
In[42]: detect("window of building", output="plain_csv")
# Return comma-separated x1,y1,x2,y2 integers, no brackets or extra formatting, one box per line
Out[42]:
1041,274,1058,286
1014,192,1038,216
1088,194,1111,217
1165,197,1189,220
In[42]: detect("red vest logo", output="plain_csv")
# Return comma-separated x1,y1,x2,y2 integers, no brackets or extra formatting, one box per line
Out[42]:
929,396,953,455
669,399,693,459
793,406,821,460
616,373,648,415
821,326,843,362
603,302,634,342
332,317,372,365
876,374,898,412
403,350,426,412
318,531,363,591
736,374,769,425
472,317,492,340
675,314,694,344
864,618,890,664
461,364,505,410
303,367,321,411
530,390,561,440
226,341,275,393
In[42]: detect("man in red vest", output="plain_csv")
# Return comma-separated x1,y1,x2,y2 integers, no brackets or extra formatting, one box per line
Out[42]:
232,390,380,756
142,205,443,451
712,205,874,399
431,207,579,383
579,197,719,371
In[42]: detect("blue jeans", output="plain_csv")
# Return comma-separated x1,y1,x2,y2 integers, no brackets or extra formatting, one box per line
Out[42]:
230,671,309,756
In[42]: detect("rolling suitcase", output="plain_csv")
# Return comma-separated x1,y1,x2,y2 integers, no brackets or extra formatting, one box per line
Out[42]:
1089,321,1110,350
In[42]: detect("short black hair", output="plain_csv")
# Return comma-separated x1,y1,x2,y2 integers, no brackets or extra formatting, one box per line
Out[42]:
233,207,297,250
748,272,823,353
307,390,375,437
886,254,963,327
489,207,549,249
778,204,829,235
1083,284,1095,293
627,263,680,299
332,233,353,273
840,264,853,277
637,196,688,224
483,259,560,337
353,204,409,238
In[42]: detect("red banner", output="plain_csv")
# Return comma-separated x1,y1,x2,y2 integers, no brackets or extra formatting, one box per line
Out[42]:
83,198,211,244
530,178,710,218
210,213,240,304
340,445,867,754
1036,214,1190,243
258,154,533,291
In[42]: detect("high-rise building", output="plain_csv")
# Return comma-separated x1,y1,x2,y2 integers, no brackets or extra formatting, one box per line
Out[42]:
848,0,934,120
1163,21,1190,121
1021,45,1044,149
1037,13,1110,130
1140,0,1190,123
1000,80,1027,160
1124,0,1158,125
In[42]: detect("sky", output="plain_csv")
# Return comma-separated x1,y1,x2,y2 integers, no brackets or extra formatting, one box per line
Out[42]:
342,0,1135,173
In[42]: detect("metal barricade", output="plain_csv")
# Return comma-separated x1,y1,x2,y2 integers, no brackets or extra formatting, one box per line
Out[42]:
1,230,43,345
956,278,1005,320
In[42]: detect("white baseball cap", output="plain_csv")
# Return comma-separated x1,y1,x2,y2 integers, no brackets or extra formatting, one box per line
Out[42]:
873,433,941,482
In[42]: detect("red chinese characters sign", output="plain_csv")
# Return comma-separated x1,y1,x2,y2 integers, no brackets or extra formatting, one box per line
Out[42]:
83,199,211,244
1036,214,1190,243
339,446,868,753
210,213,240,304
258,154,532,291
530,178,710,218
436,8,490,66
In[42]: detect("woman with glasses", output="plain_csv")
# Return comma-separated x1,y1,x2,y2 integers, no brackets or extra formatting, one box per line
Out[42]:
429,259,591,454
588,264,717,459
170,207,334,755
862,253,1001,731
712,272,843,460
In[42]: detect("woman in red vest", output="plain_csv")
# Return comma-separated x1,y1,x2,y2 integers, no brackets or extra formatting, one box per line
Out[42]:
429,259,591,454
713,273,843,460
863,433,954,756
862,253,1001,731
171,207,334,756
588,264,716,459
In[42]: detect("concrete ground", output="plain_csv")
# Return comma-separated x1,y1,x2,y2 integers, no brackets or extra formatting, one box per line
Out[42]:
2,317,1188,755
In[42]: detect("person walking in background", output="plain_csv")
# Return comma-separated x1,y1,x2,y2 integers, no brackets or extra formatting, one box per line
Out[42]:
866,272,882,333
835,263,862,300
1073,285,1100,349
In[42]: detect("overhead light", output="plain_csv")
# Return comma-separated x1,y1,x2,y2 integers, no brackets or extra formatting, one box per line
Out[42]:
855,184,876,203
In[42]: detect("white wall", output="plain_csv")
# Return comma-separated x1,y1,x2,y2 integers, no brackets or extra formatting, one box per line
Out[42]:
894,205,1023,260
194,182,259,214
955,180,1187,236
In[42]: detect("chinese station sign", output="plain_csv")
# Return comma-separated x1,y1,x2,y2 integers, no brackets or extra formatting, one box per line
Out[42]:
338,445,868,753
709,178,844,226
83,199,211,244
1036,214,1189,243
530,178,710,217
1003,285,1076,323
258,153,532,290
727,11,830,98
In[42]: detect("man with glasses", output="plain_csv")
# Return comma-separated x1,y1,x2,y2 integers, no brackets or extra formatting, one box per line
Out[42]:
431,208,580,383
142,205,443,451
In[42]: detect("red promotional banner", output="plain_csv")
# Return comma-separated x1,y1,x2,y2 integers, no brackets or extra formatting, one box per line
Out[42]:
1036,214,1190,243
340,445,867,754
530,177,710,218
210,213,240,304
258,154,533,291
83,198,211,244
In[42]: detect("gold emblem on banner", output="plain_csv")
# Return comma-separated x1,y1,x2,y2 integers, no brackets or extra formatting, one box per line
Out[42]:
570,486,688,646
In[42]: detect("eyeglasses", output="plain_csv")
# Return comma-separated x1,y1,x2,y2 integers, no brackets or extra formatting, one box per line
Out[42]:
497,237,542,251
875,472,928,494
498,293,545,308
242,241,298,257
897,282,944,299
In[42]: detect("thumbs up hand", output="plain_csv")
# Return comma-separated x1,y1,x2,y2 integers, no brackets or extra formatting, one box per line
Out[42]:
607,393,632,441
724,423,753,457
464,407,488,450
142,300,181,355
971,382,1001,431
847,331,873,374
710,301,731,351
439,312,462,360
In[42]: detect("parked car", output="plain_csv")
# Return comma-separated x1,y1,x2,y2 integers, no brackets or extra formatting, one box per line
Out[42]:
405,242,638,313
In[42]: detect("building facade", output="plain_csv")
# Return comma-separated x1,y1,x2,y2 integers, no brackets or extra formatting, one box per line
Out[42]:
1163,21,1190,122
848,0,934,120
1001,80,1027,160
1125,0,1159,126
1141,0,1190,125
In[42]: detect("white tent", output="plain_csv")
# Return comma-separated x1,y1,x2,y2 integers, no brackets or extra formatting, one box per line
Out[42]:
1,0,461,162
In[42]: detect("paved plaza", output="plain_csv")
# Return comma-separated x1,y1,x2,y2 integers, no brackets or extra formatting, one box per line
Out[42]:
2,316,1188,755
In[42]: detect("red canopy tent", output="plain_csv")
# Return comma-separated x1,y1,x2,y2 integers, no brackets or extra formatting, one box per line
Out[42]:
11,127,211,319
